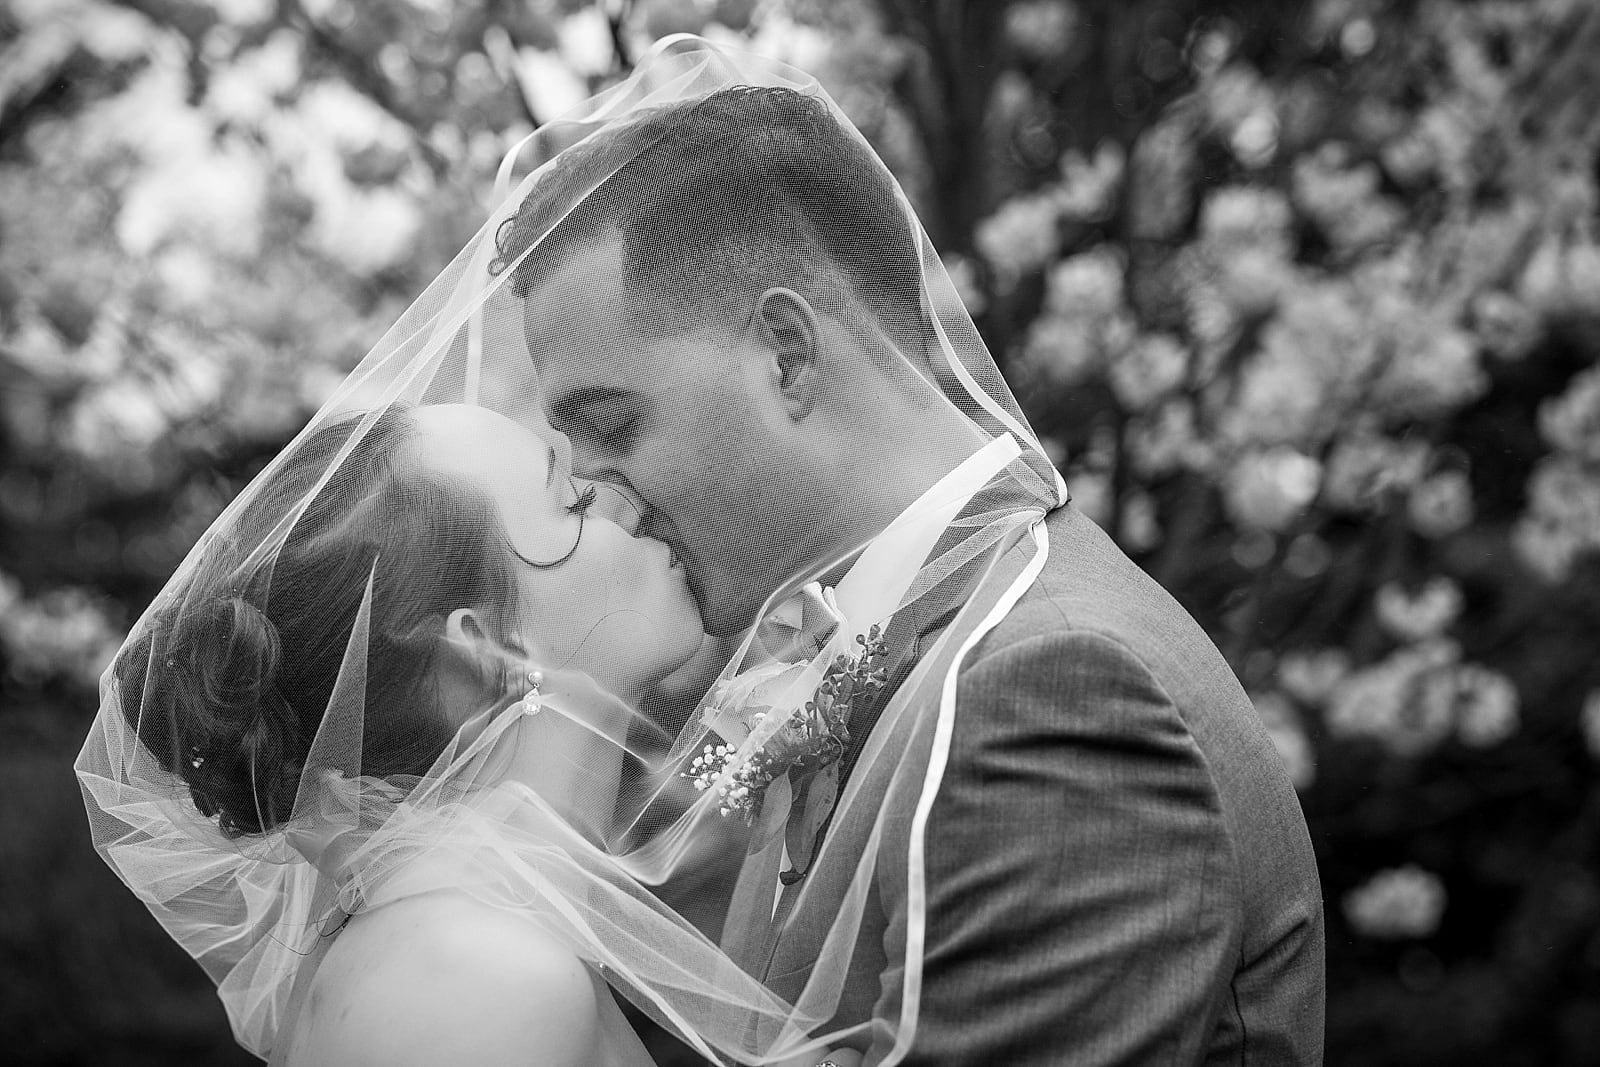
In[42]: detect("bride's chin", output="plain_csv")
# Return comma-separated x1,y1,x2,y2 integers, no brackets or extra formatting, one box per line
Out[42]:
643,631,719,702
558,622,710,728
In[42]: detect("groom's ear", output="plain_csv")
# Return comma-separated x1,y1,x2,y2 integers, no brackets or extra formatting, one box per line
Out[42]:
752,287,819,420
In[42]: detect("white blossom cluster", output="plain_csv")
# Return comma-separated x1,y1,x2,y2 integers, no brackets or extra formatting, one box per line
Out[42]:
1407,470,1475,540
1015,247,1135,390
974,193,1067,288
1320,433,1431,514
1002,0,1078,62
1323,640,1519,757
1343,864,1447,940
0,572,123,688
1278,648,1352,705
1581,691,1600,762
1200,64,1280,169
1374,578,1463,643
1222,448,1322,532
1291,145,1405,255
1515,368,1600,580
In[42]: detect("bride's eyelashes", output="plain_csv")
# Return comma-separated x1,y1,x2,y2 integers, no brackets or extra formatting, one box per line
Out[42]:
568,482,599,515
512,480,596,570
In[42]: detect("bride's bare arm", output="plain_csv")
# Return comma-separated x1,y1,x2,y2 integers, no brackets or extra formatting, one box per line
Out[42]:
283,892,601,1067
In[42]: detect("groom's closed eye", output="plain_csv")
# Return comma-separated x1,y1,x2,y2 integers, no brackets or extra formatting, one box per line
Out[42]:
588,414,639,452
557,414,640,457
551,389,643,456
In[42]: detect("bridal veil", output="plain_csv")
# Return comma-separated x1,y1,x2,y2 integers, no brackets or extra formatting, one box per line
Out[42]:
76,36,1065,1065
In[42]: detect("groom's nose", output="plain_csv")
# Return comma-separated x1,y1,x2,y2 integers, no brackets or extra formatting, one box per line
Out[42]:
582,479,646,534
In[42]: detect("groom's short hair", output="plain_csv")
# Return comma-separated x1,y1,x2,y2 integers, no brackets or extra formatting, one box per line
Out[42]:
492,86,930,353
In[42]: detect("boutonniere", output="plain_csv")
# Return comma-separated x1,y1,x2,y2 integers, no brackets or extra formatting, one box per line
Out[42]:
684,611,890,826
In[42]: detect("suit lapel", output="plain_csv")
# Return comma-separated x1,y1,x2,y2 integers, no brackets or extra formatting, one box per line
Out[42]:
776,480,1044,889
757,503,1052,984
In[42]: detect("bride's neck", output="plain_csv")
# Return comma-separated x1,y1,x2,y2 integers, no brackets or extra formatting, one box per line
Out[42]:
492,683,637,840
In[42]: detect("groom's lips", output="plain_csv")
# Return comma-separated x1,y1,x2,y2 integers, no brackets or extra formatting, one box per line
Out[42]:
639,507,706,612
642,511,693,583
649,525,699,602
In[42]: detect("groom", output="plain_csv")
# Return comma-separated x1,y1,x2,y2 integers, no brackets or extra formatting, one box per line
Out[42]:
508,86,1324,1064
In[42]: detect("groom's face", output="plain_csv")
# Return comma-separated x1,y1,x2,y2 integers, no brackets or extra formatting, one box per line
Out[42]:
524,235,816,637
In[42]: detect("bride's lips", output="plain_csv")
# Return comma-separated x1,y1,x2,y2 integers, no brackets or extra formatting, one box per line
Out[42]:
662,537,702,603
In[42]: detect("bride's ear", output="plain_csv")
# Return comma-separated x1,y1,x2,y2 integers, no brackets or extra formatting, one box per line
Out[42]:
440,608,505,682
442,608,546,682
443,607,490,650
753,287,819,420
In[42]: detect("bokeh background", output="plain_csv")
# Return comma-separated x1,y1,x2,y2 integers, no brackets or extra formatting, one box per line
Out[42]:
4,0,1599,1063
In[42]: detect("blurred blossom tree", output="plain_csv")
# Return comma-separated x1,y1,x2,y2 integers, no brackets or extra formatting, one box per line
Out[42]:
4,1,1600,1065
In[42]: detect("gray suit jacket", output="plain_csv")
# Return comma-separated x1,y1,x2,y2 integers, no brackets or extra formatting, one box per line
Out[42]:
760,504,1325,1065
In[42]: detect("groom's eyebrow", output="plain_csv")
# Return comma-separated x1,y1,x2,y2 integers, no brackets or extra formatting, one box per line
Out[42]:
545,446,557,487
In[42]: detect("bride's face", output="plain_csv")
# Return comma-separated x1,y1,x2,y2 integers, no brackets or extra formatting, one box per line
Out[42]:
411,405,705,698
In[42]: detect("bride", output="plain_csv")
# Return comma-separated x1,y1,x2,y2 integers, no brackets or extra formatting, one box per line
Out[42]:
83,399,857,1066
75,38,881,1065
263,404,704,1066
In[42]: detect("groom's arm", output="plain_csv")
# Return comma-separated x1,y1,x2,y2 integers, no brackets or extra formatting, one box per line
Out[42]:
872,629,1241,1066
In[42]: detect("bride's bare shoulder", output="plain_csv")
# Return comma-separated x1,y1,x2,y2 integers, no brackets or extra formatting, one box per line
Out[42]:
282,890,601,1067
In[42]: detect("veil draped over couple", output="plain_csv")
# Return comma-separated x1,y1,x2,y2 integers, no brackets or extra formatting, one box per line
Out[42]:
77,37,1326,1067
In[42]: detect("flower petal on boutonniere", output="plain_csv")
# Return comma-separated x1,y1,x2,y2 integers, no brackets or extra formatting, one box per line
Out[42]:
701,659,812,742
756,581,848,661
698,701,753,746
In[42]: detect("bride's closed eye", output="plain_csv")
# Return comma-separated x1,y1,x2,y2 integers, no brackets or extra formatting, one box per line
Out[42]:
512,480,596,570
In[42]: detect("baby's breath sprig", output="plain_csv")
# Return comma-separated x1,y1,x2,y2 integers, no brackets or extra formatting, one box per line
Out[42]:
681,625,891,824
684,741,777,822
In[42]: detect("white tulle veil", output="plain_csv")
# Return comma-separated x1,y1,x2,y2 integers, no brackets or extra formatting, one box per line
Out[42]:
76,35,1066,1065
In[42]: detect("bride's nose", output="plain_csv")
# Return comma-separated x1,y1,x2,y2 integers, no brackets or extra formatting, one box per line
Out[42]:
580,479,646,534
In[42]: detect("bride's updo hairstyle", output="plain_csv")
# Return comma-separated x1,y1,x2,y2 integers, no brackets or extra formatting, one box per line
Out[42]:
117,407,522,837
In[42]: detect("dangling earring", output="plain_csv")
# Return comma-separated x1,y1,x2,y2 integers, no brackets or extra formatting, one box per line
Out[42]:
519,669,544,715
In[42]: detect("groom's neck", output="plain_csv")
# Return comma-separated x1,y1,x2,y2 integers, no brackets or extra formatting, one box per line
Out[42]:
816,404,991,571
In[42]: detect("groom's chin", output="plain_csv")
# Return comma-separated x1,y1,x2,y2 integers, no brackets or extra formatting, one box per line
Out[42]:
698,590,762,640
684,573,746,639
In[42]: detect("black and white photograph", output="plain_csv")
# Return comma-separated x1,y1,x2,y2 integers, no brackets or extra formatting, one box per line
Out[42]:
3,1,1599,1064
